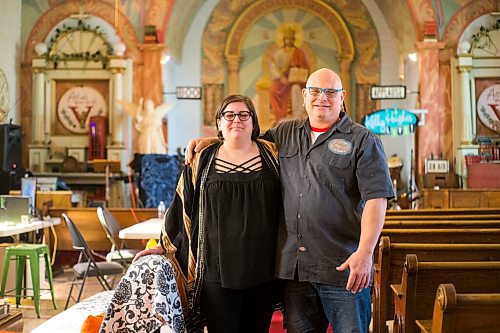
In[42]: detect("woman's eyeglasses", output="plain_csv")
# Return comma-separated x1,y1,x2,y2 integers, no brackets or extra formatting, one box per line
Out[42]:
220,111,252,121
306,87,343,98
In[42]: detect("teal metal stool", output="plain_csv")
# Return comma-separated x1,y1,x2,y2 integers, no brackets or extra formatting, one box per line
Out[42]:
0,244,57,318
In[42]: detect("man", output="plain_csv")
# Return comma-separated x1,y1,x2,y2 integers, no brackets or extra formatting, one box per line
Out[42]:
187,68,394,332
269,26,309,121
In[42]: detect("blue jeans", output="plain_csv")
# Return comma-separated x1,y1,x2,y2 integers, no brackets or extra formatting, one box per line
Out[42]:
283,280,371,333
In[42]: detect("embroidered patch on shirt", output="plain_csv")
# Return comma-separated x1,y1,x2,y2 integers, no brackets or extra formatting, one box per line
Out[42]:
328,139,353,155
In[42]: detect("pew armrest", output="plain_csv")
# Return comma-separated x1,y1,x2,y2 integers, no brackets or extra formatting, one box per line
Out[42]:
390,284,403,298
415,319,431,333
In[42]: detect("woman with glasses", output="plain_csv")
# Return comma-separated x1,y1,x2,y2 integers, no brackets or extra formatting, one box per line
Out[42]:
135,94,282,332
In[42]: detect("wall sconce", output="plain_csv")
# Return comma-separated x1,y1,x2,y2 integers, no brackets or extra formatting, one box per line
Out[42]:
176,86,202,100
35,42,48,56
407,53,418,62
160,52,170,64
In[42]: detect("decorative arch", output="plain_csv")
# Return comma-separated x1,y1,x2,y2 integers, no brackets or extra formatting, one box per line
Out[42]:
441,0,496,51
406,0,436,42
224,0,354,96
200,0,381,126
20,0,141,168
23,0,140,64
225,0,354,60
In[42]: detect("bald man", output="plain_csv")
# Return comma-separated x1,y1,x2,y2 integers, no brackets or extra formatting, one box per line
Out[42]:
187,68,394,332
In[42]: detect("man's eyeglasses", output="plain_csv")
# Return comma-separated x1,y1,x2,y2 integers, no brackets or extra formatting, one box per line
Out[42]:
220,111,253,122
306,87,343,98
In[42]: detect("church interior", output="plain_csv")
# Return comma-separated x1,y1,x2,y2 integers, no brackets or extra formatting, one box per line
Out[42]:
0,0,500,332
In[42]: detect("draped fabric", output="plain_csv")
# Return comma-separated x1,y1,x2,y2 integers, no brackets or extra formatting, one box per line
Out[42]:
138,154,181,208
99,254,185,333
159,140,279,332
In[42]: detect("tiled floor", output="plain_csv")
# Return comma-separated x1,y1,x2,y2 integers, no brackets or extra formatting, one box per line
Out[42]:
5,267,124,333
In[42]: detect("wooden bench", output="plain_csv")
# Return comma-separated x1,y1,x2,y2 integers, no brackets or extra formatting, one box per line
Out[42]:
416,284,500,333
384,220,500,229
386,208,500,218
381,228,500,244
391,255,500,333
385,214,500,221
372,237,500,333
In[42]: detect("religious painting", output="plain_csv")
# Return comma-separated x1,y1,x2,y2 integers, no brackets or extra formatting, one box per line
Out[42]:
475,78,500,136
52,80,109,135
239,8,338,128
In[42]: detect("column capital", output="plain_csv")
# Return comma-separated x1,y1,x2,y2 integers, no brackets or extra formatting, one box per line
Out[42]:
226,55,241,71
416,41,446,51
139,43,166,52
456,66,472,73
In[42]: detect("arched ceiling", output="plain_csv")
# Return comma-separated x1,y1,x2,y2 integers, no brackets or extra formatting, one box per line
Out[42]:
374,0,418,55
166,0,422,62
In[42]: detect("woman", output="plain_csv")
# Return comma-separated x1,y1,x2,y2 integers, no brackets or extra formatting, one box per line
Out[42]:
135,95,282,332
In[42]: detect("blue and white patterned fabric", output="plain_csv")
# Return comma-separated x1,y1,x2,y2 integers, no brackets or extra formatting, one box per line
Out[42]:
140,154,180,208
99,254,185,333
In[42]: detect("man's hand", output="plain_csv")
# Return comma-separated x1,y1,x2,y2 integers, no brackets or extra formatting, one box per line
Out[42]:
185,137,218,164
336,250,373,293
133,244,165,262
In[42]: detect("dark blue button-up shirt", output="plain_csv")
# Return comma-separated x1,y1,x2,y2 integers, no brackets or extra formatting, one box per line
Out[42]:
263,113,394,286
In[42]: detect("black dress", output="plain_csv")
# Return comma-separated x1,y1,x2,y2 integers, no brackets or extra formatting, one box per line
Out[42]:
203,154,281,289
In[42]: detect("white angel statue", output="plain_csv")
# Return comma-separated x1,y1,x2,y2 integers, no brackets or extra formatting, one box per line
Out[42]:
117,98,175,154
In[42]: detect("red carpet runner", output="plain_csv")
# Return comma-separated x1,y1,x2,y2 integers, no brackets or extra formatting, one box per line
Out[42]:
269,311,333,332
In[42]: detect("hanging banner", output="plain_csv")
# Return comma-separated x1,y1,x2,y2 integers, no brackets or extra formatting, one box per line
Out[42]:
363,108,418,136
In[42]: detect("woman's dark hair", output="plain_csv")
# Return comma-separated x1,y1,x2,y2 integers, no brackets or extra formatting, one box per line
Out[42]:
215,94,260,141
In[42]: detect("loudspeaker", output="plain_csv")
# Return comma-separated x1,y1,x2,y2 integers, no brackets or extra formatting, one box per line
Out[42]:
0,124,22,172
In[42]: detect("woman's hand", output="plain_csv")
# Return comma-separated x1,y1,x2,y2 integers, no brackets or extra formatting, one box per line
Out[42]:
133,244,165,262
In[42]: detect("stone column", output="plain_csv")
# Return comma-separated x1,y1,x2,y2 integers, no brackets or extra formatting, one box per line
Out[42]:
108,57,127,171
416,41,445,175
112,68,123,145
140,44,165,105
456,55,473,144
454,55,477,186
29,58,50,172
31,67,45,144
338,56,353,115
226,55,241,95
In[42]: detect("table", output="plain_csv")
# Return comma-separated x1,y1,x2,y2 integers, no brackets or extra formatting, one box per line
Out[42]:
119,218,162,240
0,218,61,237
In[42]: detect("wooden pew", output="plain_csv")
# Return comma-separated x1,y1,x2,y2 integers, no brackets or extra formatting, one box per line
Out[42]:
372,237,500,333
384,220,500,229
391,255,500,333
416,284,500,333
386,208,500,218
381,228,500,244
385,214,500,221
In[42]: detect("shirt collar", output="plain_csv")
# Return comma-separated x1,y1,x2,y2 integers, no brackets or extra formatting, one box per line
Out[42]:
302,112,352,134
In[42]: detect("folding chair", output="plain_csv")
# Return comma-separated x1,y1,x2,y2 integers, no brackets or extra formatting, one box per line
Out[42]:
62,213,124,309
96,207,139,266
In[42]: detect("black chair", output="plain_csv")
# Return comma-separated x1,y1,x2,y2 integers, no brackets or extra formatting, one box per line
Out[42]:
62,213,124,309
97,206,139,266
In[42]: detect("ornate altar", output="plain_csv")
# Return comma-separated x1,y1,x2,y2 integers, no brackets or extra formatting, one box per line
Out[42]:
29,20,132,173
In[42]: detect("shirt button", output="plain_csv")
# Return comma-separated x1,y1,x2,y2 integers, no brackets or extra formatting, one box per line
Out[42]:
297,214,301,219
299,246,307,252
299,193,303,198
297,234,302,238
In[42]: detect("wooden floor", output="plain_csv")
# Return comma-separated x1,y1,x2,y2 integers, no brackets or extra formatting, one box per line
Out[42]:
14,268,374,333
6,267,124,333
